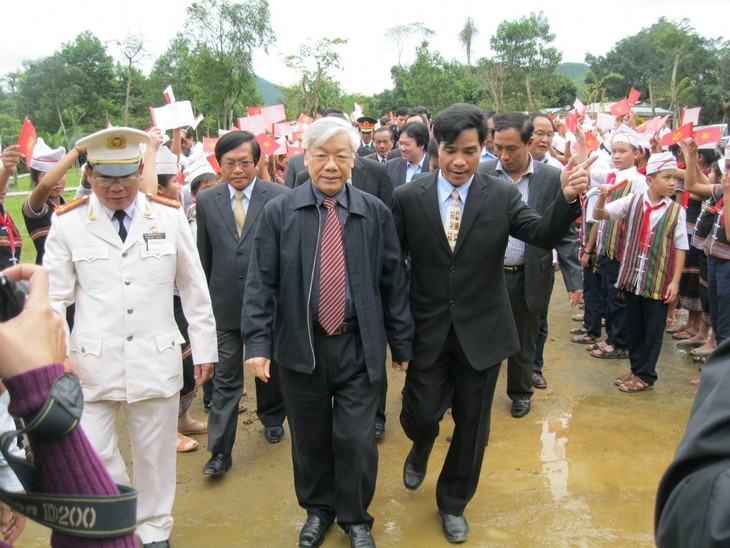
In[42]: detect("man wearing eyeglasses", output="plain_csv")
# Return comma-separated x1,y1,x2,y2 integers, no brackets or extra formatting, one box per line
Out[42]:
243,116,413,548
195,130,289,478
42,127,218,547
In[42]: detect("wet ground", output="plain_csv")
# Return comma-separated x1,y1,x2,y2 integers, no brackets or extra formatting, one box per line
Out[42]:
19,289,700,547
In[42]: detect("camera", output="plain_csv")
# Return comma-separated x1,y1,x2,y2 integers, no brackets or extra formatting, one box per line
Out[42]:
0,274,28,322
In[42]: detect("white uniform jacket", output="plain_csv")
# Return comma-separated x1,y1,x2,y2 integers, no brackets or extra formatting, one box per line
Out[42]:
44,192,218,403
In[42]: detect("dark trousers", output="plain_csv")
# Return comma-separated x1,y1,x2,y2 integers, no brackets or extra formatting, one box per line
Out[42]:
708,256,730,345
582,261,603,337
599,256,627,348
400,326,501,516
624,292,667,385
505,270,539,400
280,330,379,528
376,369,387,426
533,271,555,374
207,330,285,455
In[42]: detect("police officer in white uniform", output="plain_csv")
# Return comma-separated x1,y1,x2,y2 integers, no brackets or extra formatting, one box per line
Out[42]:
43,127,218,548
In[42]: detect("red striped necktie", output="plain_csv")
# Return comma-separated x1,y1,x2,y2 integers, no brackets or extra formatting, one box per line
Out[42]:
318,197,346,334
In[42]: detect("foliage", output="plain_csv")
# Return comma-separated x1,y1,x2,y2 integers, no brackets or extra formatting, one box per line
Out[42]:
459,17,479,70
283,38,347,117
385,23,435,67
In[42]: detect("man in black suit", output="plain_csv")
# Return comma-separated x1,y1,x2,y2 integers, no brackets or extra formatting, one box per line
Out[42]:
196,131,289,477
478,113,582,418
366,126,394,164
243,116,413,548
391,103,590,543
386,121,430,187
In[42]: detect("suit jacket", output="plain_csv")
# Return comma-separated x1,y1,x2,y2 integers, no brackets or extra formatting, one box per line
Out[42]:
196,179,289,331
365,151,389,164
478,159,581,311
44,192,218,403
283,153,306,189
386,154,430,188
243,183,414,382
655,338,730,547
357,142,375,157
294,156,394,206
391,171,580,371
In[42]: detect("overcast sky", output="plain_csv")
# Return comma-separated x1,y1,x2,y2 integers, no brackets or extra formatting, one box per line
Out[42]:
1,0,726,98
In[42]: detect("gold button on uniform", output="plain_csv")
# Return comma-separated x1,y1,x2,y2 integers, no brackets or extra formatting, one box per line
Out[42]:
127,335,133,342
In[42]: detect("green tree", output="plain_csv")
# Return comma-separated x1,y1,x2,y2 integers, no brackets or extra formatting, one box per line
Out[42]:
17,31,117,138
459,17,479,73
115,32,148,125
490,11,562,111
385,23,435,67
184,0,274,130
283,38,347,117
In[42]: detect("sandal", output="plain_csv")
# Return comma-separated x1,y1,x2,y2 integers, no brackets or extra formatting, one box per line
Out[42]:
176,433,200,452
569,326,588,335
179,419,208,436
690,346,715,357
614,371,633,386
618,374,653,393
591,346,628,359
571,333,599,344
571,313,584,322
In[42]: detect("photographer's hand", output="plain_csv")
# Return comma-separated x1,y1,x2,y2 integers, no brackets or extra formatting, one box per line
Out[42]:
0,501,25,543
0,265,66,378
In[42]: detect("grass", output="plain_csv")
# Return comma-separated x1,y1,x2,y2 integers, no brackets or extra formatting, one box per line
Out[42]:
4,167,83,265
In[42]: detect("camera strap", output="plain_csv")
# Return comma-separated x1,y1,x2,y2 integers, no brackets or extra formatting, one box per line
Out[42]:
0,373,137,538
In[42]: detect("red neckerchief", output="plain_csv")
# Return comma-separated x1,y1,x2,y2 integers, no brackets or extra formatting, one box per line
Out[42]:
0,207,20,260
640,199,666,250
637,164,647,175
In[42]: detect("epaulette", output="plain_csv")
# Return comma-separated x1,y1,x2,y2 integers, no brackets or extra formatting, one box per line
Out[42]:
54,195,89,216
146,193,181,208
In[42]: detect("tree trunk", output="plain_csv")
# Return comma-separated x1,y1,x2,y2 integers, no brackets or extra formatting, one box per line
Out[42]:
124,63,132,126
525,75,535,112
648,81,655,118
670,49,680,126
55,104,67,137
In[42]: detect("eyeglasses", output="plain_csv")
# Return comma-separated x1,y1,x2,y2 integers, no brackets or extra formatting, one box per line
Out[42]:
308,153,353,165
533,131,555,140
221,160,254,170
91,172,141,187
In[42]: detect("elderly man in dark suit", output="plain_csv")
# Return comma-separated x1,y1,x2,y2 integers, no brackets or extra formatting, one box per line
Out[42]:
196,131,289,478
386,121,430,187
243,116,414,548
391,103,591,543
478,112,582,417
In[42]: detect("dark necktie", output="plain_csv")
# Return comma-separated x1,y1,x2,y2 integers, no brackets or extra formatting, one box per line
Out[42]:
113,210,128,242
318,197,345,334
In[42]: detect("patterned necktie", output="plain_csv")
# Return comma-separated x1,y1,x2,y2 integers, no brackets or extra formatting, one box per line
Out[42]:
113,210,127,242
318,197,346,334
233,190,245,237
444,189,461,251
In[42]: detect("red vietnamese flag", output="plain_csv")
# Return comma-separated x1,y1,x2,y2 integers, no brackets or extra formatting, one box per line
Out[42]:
291,130,304,143
17,118,37,166
660,122,694,147
202,137,218,153
610,99,630,117
297,113,313,125
627,87,641,106
694,126,722,146
247,106,263,117
565,111,577,133
584,131,599,153
206,153,221,174
163,85,175,104
256,133,279,156
287,143,305,156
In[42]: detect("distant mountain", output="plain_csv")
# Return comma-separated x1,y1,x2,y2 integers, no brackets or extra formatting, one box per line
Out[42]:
255,76,284,105
557,63,589,91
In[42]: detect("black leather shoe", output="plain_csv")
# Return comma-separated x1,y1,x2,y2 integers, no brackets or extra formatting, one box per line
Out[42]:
299,514,330,548
265,425,285,443
202,453,232,476
439,511,469,543
348,523,375,548
143,542,170,548
511,399,531,418
403,441,434,490
532,371,547,389
374,421,385,441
